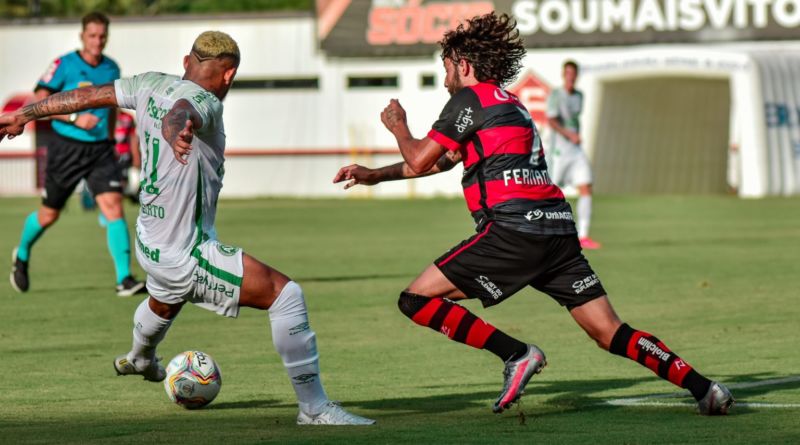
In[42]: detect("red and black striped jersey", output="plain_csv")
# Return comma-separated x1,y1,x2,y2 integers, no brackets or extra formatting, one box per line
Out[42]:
427,82,576,235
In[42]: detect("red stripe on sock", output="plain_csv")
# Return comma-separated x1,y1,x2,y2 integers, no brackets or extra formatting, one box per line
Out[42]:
627,331,644,360
465,319,496,348
440,304,467,339
644,355,661,374
411,298,443,327
668,358,693,386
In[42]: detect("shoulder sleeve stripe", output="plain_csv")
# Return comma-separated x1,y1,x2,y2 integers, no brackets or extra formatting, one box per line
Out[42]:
427,129,461,151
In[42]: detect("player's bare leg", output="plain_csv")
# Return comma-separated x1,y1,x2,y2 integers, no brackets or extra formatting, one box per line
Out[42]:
399,264,546,413
576,184,600,249
570,296,733,415
239,254,374,425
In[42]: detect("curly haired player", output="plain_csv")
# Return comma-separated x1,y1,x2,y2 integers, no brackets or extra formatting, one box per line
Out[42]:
334,12,733,415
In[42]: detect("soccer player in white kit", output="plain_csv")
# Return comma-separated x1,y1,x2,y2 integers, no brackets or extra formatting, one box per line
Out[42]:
547,60,600,250
0,31,374,426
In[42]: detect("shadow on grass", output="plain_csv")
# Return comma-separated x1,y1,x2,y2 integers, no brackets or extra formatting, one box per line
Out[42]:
346,373,800,417
207,398,282,410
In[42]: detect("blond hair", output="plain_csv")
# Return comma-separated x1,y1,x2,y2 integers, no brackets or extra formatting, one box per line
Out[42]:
191,31,240,66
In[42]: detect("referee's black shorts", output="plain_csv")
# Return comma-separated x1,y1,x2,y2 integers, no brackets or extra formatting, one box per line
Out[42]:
43,134,122,210
435,222,606,310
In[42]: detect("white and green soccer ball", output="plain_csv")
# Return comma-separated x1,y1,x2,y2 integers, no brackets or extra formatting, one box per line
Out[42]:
164,351,222,409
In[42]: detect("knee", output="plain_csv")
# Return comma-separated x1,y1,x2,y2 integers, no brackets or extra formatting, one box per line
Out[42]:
148,296,183,320
38,208,60,227
397,290,430,319
97,193,124,219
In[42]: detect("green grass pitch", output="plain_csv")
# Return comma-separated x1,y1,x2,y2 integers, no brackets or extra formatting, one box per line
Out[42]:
1,196,799,444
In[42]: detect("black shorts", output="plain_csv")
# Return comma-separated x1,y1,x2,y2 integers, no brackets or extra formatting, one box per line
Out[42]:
43,134,122,210
435,222,606,310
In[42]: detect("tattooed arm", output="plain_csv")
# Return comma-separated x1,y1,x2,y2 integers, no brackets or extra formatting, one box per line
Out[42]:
161,99,203,165
0,83,116,142
333,150,462,189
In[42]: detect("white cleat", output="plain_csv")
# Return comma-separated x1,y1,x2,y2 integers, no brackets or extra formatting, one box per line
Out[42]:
114,354,166,382
297,401,375,425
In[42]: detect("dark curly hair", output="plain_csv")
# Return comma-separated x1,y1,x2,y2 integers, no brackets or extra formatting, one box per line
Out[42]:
439,12,526,87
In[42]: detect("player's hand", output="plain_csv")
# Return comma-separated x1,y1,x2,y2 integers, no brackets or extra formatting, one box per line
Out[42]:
74,113,100,130
333,164,378,189
0,111,28,143
380,99,409,135
172,119,194,165
567,131,581,145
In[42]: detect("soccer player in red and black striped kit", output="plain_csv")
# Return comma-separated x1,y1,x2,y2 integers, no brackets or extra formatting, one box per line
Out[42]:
333,12,733,415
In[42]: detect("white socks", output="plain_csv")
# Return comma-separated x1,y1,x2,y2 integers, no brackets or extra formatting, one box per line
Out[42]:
269,281,329,415
128,298,172,369
577,195,593,239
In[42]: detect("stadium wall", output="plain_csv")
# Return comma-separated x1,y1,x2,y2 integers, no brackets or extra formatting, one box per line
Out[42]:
1,14,798,198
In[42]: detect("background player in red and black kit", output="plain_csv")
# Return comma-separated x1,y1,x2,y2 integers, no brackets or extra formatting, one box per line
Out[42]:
334,12,733,415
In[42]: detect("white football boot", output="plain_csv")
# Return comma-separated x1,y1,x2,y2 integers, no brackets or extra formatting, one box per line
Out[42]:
114,354,166,382
297,401,375,425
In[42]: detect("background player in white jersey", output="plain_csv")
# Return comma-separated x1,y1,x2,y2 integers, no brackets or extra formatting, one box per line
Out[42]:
547,60,600,250
0,31,374,426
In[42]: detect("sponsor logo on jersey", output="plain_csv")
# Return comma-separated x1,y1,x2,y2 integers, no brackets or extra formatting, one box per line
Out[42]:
192,91,214,105
525,209,573,222
292,373,318,385
40,58,61,84
637,337,672,362
135,236,160,263
454,107,474,133
525,209,544,221
216,243,240,257
544,211,573,221
494,88,510,102
146,97,168,120
475,275,503,300
502,168,553,187
572,274,600,294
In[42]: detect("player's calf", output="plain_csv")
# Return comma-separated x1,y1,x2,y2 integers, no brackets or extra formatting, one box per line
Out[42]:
399,291,546,412
609,323,733,414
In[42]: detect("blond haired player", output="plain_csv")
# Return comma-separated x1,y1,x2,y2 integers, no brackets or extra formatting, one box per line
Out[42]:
0,31,374,426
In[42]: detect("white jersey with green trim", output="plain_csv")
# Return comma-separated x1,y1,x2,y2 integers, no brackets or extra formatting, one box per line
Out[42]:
546,87,583,155
115,71,225,269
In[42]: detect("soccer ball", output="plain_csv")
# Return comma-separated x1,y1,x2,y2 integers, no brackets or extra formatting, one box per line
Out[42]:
164,351,222,409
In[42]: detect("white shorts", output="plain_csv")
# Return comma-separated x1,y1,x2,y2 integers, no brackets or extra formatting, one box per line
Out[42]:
138,240,244,318
548,148,593,187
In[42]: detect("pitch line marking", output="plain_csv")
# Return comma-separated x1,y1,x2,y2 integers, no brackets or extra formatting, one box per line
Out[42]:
603,376,800,409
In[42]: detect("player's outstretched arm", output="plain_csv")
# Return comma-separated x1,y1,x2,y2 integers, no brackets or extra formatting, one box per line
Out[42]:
161,99,203,165
333,150,461,190
0,83,117,142
381,99,447,173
